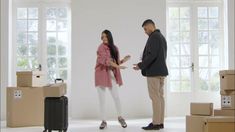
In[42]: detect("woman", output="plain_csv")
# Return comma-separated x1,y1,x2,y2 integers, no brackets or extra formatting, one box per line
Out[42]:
95,30,130,129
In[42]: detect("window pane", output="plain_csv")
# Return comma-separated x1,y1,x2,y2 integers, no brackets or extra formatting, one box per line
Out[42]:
199,69,209,80
210,42,219,55
28,8,38,19
181,32,190,43
17,57,28,70
28,20,38,31
58,45,67,56
170,69,180,80
171,44,180,55
180,19,190,31
47,20,56,31
29,45,38,56
209,31,220,43
209,19,219,30
47,45,57,56
181,56,190,67
169,8,179,18
181,69,190,80
48,70,56,82
58,57,67,68
199,56,208,67
58,8,67,19
28,57,39,69
180,7,190,18
181,81,191,92
170,57,180,67
58,32,68,44
17,32,27,44
198,31,208,43
28,33,38,44
209,7,218,18
17,8,27,19
181,44,190,55
59,70,67,80
47,8,57,19
211,56,220,68
198,7,207,18
169,20,179,31
57,20,68,31
168,32,180,42
199,44,208,55
170,81,181,92
17,20,27,31
199,80,209,91
47,57,57,69
210,69,220,91
198,19,208,30
17,45,28,56
47,32,57,44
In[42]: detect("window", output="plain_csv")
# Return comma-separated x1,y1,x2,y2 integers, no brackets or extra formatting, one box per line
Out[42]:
13,1,71,83
167,0,225,92
168,7,191,92
16,8,39,70
46,7,69,82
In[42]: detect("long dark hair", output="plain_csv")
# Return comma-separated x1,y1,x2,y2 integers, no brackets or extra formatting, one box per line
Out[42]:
102,30,119,65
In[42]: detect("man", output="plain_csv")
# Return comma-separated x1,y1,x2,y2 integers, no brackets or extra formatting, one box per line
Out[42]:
133,19,168,130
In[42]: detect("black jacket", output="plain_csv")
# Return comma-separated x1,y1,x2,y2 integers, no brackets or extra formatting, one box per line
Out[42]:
138,29,168,77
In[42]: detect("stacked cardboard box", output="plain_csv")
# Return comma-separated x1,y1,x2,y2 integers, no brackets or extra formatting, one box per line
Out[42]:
186,103,213,132
7,71,67,127
204,116,235,132
186,70,235,132
219,70,235,111
186,103,235,132
7,87,45,127
7,71,46,127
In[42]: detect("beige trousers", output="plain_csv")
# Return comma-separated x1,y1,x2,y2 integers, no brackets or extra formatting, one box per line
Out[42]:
147,76,165,125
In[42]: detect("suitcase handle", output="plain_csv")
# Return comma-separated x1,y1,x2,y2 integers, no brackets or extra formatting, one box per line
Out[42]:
55,78,64,83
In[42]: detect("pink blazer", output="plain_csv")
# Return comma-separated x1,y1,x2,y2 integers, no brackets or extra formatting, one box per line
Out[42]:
95,43,123,88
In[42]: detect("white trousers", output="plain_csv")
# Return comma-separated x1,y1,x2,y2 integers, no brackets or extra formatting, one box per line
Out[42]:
97,72,122,121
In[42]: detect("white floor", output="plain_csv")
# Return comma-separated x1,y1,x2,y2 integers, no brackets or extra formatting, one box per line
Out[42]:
1,117,185,132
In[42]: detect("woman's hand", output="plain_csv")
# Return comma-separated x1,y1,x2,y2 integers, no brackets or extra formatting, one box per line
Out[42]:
121,55,131,64
118,65,127,69
124,55,131,61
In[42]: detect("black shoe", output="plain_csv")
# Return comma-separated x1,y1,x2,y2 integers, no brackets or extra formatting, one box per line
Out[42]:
99,121,107,130
142,123,160,130
158,124,164,129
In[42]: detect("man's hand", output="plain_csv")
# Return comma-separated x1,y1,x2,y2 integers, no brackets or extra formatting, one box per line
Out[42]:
133,64,140,70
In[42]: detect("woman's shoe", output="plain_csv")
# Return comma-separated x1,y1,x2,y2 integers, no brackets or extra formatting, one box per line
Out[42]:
118,117,127,128
99,121,107,130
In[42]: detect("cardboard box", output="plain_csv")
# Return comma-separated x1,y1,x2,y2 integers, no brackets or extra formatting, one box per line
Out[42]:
220,90,235,95
7,87,44,127
17,71,46,87
190,103,213,116
221,94,235,109
219,70,235,91
204,116,235,132
43,83,67,97
214,109,235,116
186,115,211,132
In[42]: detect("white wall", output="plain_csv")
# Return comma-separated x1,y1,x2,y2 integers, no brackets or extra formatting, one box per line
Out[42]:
1,0,11,121
71,0,166,119
228,0,234,69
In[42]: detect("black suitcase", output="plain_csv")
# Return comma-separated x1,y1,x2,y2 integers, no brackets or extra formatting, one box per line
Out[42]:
43,96,68,132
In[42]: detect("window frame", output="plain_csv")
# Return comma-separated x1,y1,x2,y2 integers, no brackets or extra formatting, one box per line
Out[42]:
167,0,225,93
12,0,71,85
